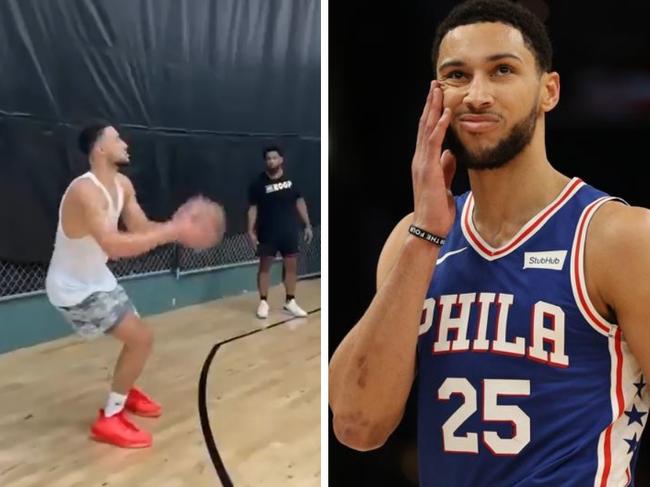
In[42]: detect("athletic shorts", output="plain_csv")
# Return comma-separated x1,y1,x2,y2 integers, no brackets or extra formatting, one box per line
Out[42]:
257,230,299,258
55,285,138,340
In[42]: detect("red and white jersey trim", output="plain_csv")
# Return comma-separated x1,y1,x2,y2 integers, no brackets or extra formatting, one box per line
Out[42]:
569,197,648,487
461,178,585,261
569,196,624,337
593,328,648,487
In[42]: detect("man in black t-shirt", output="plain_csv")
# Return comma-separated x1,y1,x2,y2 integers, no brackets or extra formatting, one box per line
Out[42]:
247,145,313,319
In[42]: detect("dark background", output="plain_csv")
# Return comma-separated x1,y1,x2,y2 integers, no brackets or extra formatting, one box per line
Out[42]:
0,0,320,264
329,0,650,485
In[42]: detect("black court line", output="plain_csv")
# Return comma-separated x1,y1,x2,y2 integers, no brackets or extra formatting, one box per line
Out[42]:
198,308,321,487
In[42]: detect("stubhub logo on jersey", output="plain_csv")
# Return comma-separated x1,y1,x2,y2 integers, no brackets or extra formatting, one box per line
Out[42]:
523,250,567,270
265,180,293,193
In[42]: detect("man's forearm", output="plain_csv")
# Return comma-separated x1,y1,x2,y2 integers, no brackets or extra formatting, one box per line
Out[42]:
103,223,178,259
297,199,311,227
247,207,257,233
123,216,165,233
140,219,166,232
330,236,439,448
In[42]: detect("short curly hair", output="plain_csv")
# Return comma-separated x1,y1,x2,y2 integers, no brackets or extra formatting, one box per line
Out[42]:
78,122,112,155
432,0,552,73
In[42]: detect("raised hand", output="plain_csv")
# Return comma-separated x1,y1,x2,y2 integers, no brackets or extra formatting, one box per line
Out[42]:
411,80,457,238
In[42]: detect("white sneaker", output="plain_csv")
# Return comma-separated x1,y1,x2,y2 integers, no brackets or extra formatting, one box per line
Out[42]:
256,300,269,319
283,299,307,317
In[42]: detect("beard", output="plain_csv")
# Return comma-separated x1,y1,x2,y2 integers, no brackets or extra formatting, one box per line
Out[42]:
445,102,538,171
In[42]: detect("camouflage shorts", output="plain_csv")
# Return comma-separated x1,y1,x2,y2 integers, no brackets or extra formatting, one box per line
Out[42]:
56,285,138,340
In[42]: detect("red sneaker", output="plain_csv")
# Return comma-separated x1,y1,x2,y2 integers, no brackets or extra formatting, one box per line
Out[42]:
125,387,162,417
90,409,152,448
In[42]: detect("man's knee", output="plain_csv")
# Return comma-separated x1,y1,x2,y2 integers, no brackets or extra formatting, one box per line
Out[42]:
113,313,154,350
283,256,298,270
138,322,154,350
259,257,274,272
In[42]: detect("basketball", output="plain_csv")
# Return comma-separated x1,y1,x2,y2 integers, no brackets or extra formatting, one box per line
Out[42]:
175,196,226,250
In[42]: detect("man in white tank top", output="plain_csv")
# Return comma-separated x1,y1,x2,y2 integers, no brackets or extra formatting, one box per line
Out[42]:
46,122,203,448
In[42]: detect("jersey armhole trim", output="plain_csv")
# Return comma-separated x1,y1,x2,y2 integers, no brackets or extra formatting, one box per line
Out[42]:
570,196,626,337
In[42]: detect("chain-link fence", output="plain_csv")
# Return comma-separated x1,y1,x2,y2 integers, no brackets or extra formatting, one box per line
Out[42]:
0,227,320,301
178,226,321,276
297,225,321,276
178,233,257,273
0,261,49,298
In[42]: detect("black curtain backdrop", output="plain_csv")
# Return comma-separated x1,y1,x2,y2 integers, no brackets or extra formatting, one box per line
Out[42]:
0,0,321,263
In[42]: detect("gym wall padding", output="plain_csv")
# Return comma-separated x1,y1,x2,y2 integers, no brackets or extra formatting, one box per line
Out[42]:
0,0,321,263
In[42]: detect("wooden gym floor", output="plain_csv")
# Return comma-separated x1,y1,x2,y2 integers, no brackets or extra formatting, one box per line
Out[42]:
0,278,321,487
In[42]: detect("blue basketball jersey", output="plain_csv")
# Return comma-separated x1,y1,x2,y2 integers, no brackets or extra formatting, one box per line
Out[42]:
417,178,649,486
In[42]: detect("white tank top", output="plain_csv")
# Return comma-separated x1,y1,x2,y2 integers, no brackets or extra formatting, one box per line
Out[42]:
46,172,124,307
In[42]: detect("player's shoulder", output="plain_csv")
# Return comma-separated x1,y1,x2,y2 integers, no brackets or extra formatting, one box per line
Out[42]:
115,171,132,187
115,172,135,195
585,199,650,314
64,177,111,216
587,201,650,267
585,201,650,287
67,174,103,202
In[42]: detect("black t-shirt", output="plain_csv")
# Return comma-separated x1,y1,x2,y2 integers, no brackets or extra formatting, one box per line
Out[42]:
248,172,302,239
